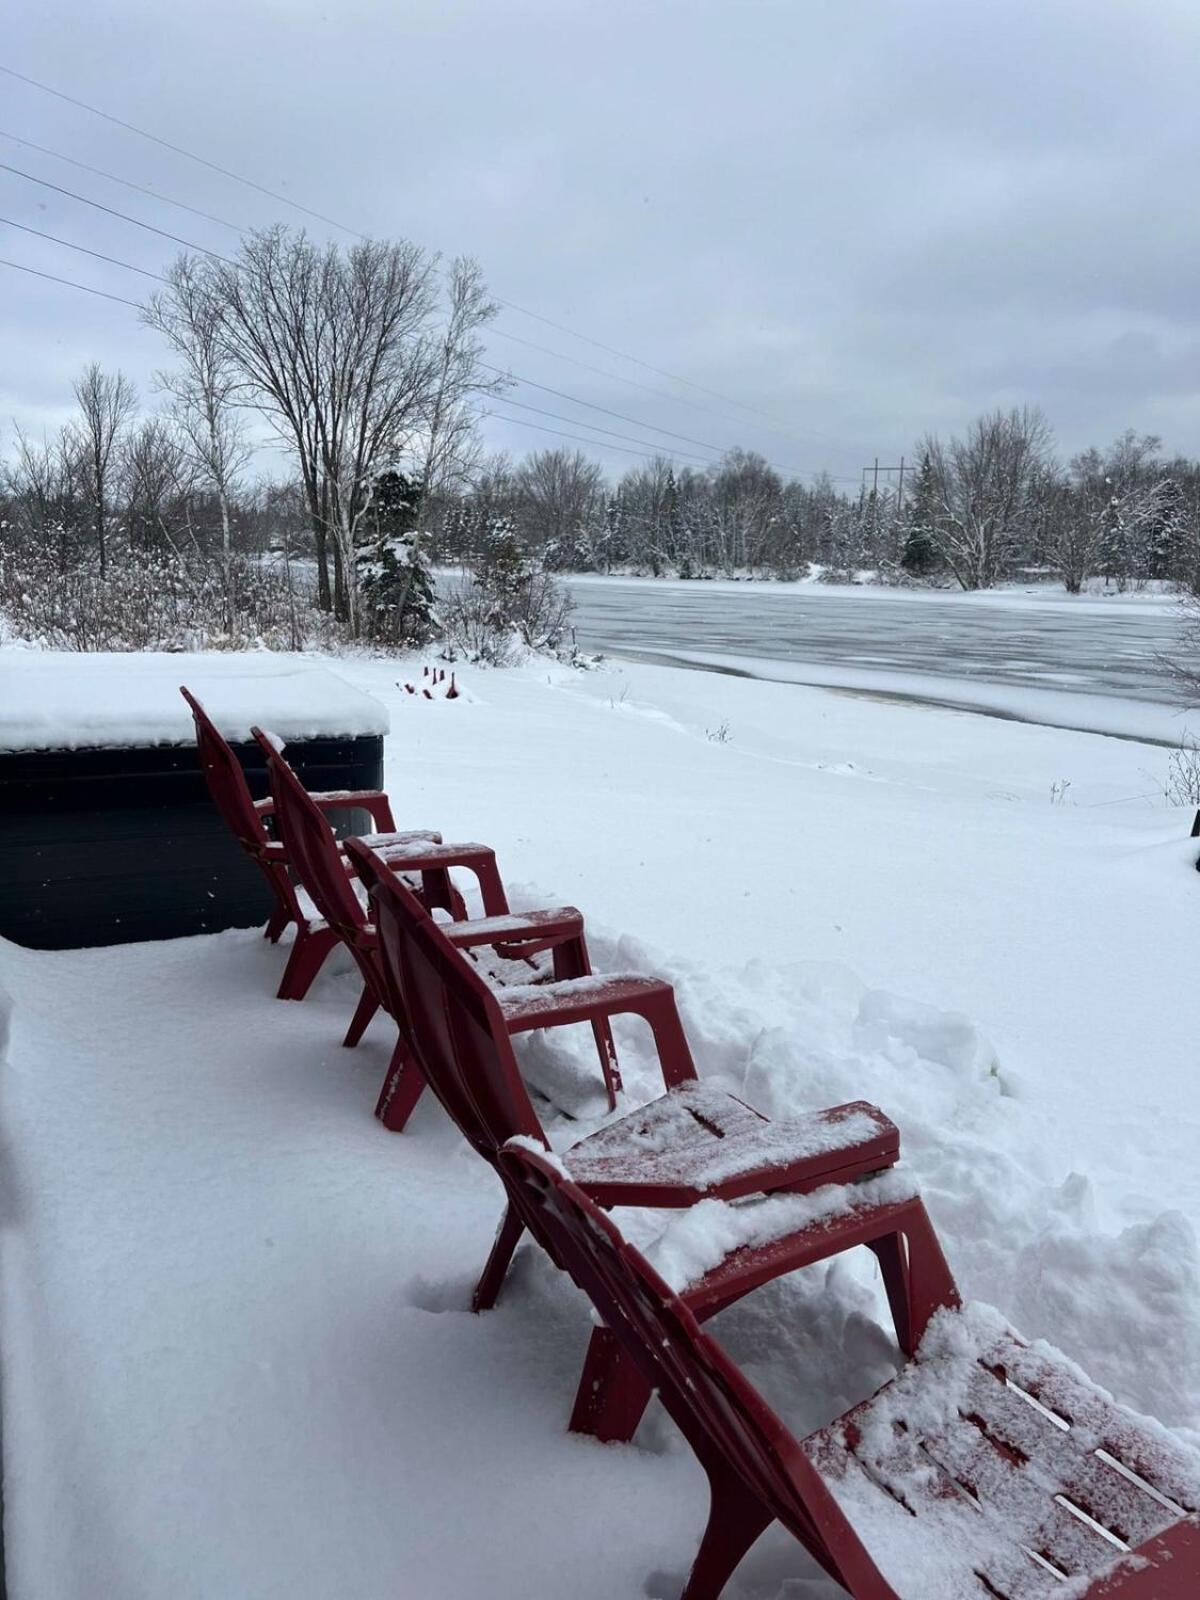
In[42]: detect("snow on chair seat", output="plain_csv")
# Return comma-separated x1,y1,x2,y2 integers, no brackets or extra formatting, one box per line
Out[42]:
565,1081,898,1203
498,1143,1200,1600
808,1303,1200,1598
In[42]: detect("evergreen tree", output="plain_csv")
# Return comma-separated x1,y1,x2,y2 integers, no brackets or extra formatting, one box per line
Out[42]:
901,454,940,577
356,470,437,645
474,515,531,620
1142,477,1190,581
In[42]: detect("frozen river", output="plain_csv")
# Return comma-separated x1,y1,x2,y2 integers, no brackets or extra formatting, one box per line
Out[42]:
563,577,1191,736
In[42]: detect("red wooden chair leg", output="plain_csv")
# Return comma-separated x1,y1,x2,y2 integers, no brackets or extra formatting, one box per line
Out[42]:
343,984,380,1048
569,1327,654,1442
277,926,339,1000
472,1203,526,1313
263,903,290,944
681,1465,774,1600
374,1038,427,1133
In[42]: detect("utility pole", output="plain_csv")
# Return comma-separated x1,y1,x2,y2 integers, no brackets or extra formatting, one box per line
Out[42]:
862,459,908,508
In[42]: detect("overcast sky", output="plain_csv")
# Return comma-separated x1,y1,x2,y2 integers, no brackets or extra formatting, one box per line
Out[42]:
3,0,1198,487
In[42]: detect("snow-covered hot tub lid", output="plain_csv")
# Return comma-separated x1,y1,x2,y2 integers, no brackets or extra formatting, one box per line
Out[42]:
0,648,390,753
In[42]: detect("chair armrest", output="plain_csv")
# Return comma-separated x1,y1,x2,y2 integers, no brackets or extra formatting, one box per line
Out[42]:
308,789,396,831
500,974,696,1086
254,792,399,834
372,838,495,867
445,907,584,951
355,829,442,850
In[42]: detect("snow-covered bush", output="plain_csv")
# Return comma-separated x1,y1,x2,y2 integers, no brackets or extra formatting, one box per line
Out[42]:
441,517,574,664
1164,738,1200,807
0,545,343,653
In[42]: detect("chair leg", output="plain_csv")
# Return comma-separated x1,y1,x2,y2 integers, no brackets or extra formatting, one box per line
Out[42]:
263,903,290,943
681,1467,774,1600
343,984,381,1048
866,1201,959,1358
472,1203,525,1313
276,926,339,1001
569,1326,654,1443
374,1037,427,1133
553,935,623,1108
590,1020,622,1108
867,1232,913,1356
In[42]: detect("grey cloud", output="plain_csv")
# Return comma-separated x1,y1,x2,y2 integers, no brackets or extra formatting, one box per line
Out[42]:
3,0,1198,473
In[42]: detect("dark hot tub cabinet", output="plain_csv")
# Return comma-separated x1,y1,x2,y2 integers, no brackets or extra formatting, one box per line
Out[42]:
0,653,389,950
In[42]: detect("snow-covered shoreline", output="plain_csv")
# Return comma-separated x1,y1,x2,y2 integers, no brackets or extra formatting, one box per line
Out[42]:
560,569,1186,616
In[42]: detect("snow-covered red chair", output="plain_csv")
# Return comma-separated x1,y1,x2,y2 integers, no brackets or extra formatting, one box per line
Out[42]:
181,686,407,1000
499,1141,1200,1600
353,840,901,1322
259,740,621,1121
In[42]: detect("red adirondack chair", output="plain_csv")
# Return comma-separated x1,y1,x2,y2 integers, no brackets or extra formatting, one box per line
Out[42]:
499,1142,1200,1600
181,687,408,1000
343,834,621,1128
353,841,902,1335
259,740,621,1121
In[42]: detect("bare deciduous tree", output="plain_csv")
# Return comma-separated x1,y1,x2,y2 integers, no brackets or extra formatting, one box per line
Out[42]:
122,418,194,554
143,257,252,624
71,364,137,577
514,448,604,565
418,257,502,515
922,407,1052,590
168,226,498,633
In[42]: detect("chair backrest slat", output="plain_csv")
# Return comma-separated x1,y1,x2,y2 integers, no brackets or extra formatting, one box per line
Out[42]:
346,839,544,1157
181,686,267,851
253,729,366,939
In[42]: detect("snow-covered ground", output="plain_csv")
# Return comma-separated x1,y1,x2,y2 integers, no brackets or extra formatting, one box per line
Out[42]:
2,649,1199,1597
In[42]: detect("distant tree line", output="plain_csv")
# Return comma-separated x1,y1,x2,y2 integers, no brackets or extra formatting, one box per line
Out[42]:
3,231,1200,657
430,409,1200,597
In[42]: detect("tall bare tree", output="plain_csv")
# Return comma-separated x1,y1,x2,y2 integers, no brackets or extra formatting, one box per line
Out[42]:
165,226,498,632
71,364,137,577
143,257,252,623
418,257,501,517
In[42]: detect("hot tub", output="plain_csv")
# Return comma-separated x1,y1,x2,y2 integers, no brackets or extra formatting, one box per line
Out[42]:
0,651,389,949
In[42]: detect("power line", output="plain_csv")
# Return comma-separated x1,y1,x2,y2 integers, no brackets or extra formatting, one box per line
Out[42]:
0,127,246,234
482,363,855,481
484,409,691,464
0,214,167,280
0,160,236,263
0,255,141,306
489,322,854,459
0,190,812,474
0,64,365,241
0,191,829,475
480,362,736,458
0,61,863,468
491,295,862,454
492,395,716,465
5,122,826,466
